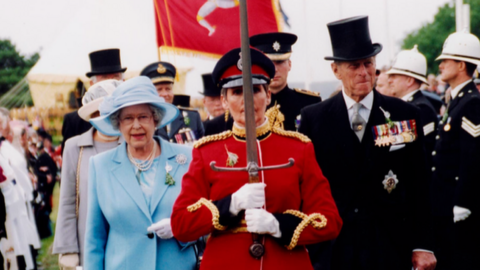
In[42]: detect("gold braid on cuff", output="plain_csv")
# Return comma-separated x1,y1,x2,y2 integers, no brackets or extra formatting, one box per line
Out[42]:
187,198,227,231
283,210,328,250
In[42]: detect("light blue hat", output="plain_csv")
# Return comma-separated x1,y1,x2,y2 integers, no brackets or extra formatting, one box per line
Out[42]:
90,76,179,136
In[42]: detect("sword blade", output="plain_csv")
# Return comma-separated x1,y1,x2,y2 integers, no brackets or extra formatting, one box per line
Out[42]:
239,0,259,183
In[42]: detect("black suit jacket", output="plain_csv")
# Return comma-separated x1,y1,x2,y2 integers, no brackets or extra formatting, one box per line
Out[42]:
203,113,234,136
61,111,91,154
155,108,204,142
407,90,439,159
269,85,321,131
299,90,433,270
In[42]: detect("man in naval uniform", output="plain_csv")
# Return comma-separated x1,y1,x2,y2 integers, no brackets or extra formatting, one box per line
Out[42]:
387,45,438,157
430,30,480,270
140,62,204,144
299,16,436,270
250,32,321,131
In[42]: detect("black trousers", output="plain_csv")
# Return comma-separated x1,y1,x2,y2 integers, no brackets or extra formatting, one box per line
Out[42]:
432,216,454,270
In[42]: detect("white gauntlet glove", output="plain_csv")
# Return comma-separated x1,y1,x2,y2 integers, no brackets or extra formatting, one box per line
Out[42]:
453,206,471,223
58,253,80,270
245,208,281,238
147,218,173,239
229,183,266,215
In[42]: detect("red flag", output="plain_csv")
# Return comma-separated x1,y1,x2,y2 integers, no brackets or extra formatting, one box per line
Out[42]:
154,0,283,58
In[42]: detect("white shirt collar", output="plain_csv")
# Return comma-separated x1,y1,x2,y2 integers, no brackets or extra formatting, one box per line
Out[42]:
401,89,420,102
342,88,374,110
451,79,472,99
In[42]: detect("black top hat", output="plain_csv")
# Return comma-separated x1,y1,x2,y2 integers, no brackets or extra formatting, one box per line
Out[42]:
86,49,127,77
140,61,176,84
325,16,382,61
173,94,191,108
199,73,221,97
250,32,297,61
212,48,275,89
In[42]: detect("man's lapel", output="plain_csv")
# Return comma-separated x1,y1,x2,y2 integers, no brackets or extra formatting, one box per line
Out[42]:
169,113,185,138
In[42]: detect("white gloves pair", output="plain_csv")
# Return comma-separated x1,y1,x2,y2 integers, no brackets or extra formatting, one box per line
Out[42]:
147,218,173,239
230,183,281,238
453,206,471,223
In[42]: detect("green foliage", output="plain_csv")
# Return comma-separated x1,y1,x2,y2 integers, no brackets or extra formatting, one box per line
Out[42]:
402,0,480,75
0,39,39,96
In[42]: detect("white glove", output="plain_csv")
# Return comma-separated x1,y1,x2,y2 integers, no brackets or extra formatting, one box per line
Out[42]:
58,253,80,269
453,206,471,223
147,218,173,239
245,208,281,238
230,183,266,215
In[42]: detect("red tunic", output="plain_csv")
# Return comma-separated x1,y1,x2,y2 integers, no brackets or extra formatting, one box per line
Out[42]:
172,130,342,270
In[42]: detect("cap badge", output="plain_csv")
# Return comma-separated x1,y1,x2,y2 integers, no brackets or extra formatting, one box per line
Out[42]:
157,64,167,74
237,52,243,71
383,170,398,194
273,41,281,52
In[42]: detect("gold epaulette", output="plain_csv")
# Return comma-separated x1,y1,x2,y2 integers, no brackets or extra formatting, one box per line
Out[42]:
272,127,311,143
187,198,227,231
294,88,320,97
283,210,328,250
194,130,233,148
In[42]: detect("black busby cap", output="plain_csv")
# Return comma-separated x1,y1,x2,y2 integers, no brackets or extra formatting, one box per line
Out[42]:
140,61,176,84
325,16,382,61
212,48,275,89
86,49,127,78
199,73,221,97
250,32,297,61
173,94,191,108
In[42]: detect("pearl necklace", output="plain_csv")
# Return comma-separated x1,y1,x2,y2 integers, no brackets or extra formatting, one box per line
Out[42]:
127,142,157,171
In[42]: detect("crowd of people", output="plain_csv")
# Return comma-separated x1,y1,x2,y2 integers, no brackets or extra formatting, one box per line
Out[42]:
1,14,480,270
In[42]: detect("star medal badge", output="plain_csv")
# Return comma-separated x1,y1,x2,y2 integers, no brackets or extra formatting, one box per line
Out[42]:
165,162,175,186
176,154,187,165
382,170,398,194
225,145,238,167
273,41,281,52
183,111,190,126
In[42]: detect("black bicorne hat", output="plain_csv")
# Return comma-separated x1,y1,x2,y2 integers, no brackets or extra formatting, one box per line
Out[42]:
140,61,176,84
199,73,221,97
173,94,191,108
212,48,275,89
250,32,297,61
325,16,382,61
86,49,127,78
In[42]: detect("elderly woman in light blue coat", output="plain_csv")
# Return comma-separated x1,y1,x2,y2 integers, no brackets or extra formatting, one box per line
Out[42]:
84,76,197,270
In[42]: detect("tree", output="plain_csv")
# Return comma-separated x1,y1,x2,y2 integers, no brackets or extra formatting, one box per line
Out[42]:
0,39,39,96
402,0,480,75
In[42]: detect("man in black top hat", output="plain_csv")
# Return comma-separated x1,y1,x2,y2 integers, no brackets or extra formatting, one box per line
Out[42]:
201,73,234,136
140,61,204,144
299,16,436,270
250,32,321,131
61,48,126,154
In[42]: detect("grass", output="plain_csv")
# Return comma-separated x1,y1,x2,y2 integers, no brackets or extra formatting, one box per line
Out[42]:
37,182,60,270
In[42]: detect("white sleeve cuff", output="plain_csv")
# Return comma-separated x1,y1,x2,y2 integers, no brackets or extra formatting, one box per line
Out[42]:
454,206,472,223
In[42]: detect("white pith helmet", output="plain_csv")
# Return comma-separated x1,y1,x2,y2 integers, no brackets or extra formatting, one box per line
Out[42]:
436,30,480,66
387,45,428,84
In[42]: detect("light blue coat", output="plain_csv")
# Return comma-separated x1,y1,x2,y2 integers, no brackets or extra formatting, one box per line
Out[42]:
84,138,196,270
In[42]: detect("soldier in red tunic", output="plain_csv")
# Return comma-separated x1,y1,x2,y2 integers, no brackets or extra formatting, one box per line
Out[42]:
171,48,342,269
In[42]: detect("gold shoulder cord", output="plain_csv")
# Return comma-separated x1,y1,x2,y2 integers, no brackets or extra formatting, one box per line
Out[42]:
75,146,84,218
194,130,233,148
187,198,227,231
272,127,311,143
283,210,327,250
